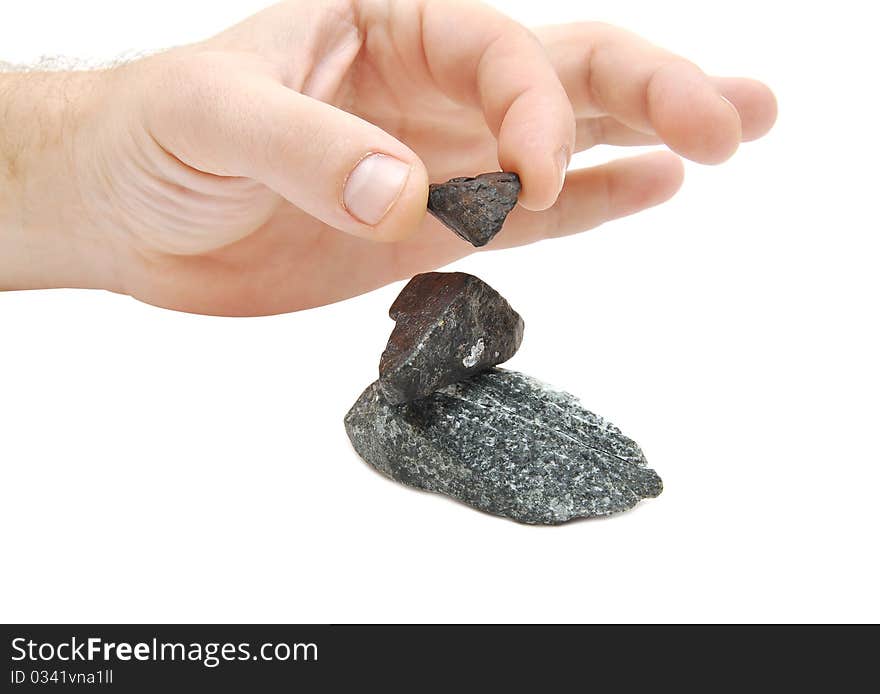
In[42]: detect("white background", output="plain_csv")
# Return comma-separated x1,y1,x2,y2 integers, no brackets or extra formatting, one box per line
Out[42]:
1,0,878,623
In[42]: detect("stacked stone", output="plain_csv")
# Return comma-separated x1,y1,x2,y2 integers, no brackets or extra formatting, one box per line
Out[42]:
344,173,662,524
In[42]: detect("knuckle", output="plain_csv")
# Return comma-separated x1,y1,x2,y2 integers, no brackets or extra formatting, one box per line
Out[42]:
137,53,214,126
146,51,233,116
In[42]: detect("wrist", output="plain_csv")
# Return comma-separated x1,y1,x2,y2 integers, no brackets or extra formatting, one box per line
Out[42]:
0,71,122,292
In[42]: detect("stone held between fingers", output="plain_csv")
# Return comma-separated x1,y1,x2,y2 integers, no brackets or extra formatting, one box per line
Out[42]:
427,171,521,247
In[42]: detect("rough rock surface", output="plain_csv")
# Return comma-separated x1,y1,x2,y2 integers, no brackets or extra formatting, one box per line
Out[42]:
345,369,662,524
378,272,524,404
427,172,521,247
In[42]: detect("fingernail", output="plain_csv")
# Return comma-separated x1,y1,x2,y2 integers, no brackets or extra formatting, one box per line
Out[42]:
556,146,570,195
343,153,411,226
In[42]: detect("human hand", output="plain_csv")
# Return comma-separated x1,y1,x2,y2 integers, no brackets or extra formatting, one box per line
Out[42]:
0,0,776,315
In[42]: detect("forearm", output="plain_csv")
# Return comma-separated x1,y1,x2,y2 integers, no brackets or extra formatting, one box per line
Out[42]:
0,71,119,291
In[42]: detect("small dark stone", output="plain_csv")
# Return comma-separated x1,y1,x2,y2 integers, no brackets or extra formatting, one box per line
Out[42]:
427,172,521,247
378,272,524,404
345,369,662,524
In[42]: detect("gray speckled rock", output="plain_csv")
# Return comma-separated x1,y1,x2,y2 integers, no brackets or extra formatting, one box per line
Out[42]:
345,368,662,524
378,272,524,404
427,172,521,247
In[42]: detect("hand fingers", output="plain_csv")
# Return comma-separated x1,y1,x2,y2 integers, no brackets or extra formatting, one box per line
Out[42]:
420,0,575,210
143,54,428,244
576,117,660,150
571,75,775,147
495,151,684,248
711,77,778,141
537,23,777,164
575,75,778,151
584,32,742,164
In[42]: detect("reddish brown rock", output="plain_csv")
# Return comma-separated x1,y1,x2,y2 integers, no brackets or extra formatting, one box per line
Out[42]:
378,272,524,404
427,172,521,247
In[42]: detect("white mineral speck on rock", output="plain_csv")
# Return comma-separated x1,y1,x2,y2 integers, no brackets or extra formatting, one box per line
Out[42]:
463,338,485,368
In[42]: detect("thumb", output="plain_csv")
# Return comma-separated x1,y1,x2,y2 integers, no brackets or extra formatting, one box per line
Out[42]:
145,57,428,242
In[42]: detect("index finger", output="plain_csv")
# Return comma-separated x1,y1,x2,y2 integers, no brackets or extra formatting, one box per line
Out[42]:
420,0,576,210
